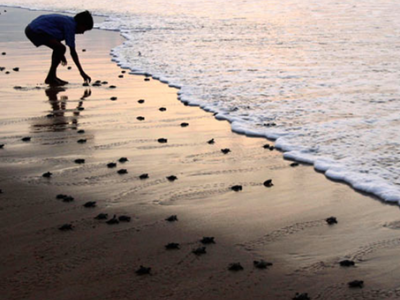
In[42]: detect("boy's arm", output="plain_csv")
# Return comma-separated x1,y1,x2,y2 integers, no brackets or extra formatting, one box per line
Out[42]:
69,47,91,83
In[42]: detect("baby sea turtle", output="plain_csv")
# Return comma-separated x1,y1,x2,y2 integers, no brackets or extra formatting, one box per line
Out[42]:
107,162,117,168
137,116,145,121
263,144,271,149
109,85,117,89
74,159,85,164
136,265,151,275
348,280,364,288
46,114,54,118
159,107,166,111
118,157,128,163
158,138,168,143
340,260,355,267
77,139,87,144
253,260,273,269
138,99,145,104
207,138,215,144
77,107,84,111
102,81,108,85
165,243,180,250
1,52,5,55
166,175,177,182
83,201,96,208
231,185,242,192
56,194,68,199
62,196,74,203
13,67,19,72
139,173,149,180
94,213,108,220
82,49,86,52
59,224,73,231
110,97,117,101
290,162,299,167
77,130,85,134
292,293,310,300
221,148,231,154
14,86,22,90
118,75,123,78
106,215,119,225
165,215,178,222
200,237,215,244
180,122,189,127
228,263,244,271
92,82,101,87
192,247,206,255
326,216,338,225
118,215,131,222
0,144,4,149
67,66,72,70
121,70,126,74
269,146,275,151
144,78,150,81
263,179,273,187
21,137,31,142
83,83,89,87
117,169,128,174
42,172,52,178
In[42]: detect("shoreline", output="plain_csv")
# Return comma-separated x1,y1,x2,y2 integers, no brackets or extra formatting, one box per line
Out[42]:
2,7,400,300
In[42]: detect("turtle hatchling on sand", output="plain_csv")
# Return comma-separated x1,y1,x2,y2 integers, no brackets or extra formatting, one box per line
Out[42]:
94,213,108,220
221,148,231,154
77,130,85,134
159,107,167,111
207,138,215,144
136,265,151,275
231,185,242,192
200,237,215,244
77,139,87,144
21,137,31,142
192,247,206,255
83,201,96,208
118,157,128,163
165,215,178,222
42,172,52,178
74,159,85,164
165,243,180,250
59,224,73,231
340,260,355,267
158,138,168,143
117,169,128,174
292,293,310,300
253,260,273,269
139,173,149,180
106,215,119,225
138,99,145,104
348,280,364,288
107,162,117,168
166,175,177,182
228,263,244,271
326,216,338,225
118,215,131,222
263,179,273,187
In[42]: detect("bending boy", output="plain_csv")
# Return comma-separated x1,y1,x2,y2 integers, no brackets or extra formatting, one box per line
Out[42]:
25,11,93,86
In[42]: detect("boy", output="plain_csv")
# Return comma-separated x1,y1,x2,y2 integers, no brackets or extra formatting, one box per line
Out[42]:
25,11,93,86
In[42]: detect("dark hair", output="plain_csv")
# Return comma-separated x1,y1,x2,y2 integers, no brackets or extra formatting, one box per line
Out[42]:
74,10,93,30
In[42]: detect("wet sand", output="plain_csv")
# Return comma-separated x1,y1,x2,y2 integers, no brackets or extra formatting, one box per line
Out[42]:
2,7,400,300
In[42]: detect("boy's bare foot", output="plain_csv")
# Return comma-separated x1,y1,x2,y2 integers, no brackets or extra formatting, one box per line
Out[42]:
45,77,68,86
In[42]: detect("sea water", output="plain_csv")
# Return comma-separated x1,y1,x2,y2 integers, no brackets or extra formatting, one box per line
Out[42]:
2,0,400,203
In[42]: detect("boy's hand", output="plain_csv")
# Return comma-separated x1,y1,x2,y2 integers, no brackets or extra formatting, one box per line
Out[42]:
81,72,91,83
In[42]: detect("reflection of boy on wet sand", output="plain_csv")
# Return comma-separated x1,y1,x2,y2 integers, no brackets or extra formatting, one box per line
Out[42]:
25,11,93,86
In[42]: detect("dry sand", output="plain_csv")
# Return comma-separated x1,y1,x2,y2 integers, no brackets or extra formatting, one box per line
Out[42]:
2,7,400,300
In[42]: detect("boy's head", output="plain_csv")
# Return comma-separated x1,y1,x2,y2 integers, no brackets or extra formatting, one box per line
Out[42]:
74,11,93,33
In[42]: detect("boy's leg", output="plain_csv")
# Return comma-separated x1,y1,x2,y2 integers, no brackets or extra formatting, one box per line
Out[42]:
43,39,68,86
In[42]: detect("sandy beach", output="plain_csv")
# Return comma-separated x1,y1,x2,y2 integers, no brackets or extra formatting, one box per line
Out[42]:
2,7,400,300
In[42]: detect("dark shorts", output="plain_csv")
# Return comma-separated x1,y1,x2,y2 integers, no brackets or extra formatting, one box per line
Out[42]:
25,26,54,47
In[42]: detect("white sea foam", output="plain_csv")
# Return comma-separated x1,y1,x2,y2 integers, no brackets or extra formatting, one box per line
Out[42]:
2,0,400,203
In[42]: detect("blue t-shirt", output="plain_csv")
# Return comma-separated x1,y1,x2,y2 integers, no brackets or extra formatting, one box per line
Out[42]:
29,14,76,48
